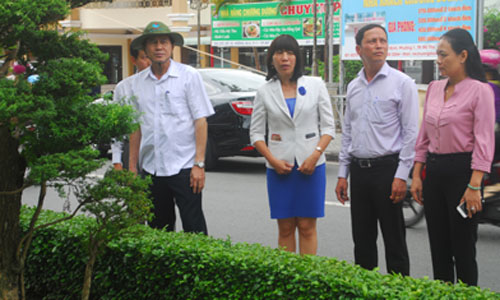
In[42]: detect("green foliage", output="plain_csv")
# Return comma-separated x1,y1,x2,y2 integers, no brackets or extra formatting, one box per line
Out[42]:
321,55,363,84
79,169,153,231
0,0,68,50
21,208,500,300
18,31,108,70
27,148,104,185
484,9,500,50
78,169,152,299
1,57,138,165
0,1,146,297
0,0,140,168
307,55,363,89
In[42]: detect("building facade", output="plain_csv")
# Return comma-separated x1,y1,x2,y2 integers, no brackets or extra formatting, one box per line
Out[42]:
64,0,214,83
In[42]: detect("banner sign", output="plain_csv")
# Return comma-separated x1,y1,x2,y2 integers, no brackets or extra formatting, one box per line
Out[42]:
211,0,341,47
341,0,477,60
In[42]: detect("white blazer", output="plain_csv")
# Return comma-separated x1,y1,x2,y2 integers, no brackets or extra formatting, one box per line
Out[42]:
250,75,335,169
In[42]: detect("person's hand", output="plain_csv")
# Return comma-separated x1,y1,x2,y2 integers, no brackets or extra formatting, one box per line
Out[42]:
271,159,293,175
410,177,423,205
390,178,407,204
190,166,205,194
335,178,349,205
461,188,482,218
113,163,123,171
297,152,320,175
129,165,138,176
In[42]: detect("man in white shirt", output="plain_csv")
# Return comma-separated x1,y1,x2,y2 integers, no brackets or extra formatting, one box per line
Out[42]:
128,21,214,234
111,46,151,170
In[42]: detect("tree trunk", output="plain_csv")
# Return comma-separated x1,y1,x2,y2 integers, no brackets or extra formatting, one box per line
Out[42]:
0,126,25,300
252,47,261,71
81,238,100,300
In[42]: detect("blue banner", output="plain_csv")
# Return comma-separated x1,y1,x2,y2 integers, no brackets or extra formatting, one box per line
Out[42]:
341,0,477,60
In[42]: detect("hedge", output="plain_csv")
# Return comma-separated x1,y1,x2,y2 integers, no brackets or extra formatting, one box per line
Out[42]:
21,207,499,299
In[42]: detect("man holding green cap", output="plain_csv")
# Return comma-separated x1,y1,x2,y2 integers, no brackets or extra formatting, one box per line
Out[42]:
128,21,214,234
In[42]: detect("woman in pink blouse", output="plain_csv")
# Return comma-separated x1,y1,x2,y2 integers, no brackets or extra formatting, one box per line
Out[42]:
410,28,495,286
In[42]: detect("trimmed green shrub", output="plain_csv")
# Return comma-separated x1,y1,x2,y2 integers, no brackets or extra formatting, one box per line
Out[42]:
307,55,364,90
21,207,499,300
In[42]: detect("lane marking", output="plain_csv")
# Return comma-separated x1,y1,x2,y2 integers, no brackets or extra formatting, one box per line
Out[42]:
326,201,350,208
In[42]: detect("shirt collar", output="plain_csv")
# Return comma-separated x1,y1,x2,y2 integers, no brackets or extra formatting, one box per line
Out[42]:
358,62,390,84
444,76,473,94
146,59,180,81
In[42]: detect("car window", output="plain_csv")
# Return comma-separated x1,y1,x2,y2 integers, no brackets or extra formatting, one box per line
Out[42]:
200,69,266,94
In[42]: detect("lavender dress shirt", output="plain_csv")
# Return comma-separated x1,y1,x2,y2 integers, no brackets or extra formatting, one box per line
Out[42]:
338,63,419,180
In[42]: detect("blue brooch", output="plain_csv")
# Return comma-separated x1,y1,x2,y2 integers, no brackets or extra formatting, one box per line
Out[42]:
298,86,306,96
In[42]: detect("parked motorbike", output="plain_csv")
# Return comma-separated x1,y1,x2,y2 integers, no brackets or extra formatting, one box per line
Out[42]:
478,162,500,227
403,163,500,228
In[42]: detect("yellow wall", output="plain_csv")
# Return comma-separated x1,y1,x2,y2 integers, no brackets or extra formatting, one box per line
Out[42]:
80,8,173,31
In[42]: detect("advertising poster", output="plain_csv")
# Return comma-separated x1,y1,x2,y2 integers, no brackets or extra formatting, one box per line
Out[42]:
211,0,341,47
342,0,477,60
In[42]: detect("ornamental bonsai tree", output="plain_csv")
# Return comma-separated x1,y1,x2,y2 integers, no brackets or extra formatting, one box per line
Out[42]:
0,1,142,299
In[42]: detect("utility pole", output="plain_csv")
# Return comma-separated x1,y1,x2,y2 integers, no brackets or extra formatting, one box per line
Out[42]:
311,0,318,76
190,0,208,68
324,0,330,82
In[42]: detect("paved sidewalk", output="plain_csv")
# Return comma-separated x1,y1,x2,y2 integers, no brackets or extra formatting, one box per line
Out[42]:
325,131,341,162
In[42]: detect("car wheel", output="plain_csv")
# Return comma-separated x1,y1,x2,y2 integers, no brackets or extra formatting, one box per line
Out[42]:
403,180,425,227
205,137,218,171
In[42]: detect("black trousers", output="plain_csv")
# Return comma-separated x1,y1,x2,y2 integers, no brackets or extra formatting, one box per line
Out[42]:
350,157,410,275
121,139,129,170
145,168,208,235
423,153,478,286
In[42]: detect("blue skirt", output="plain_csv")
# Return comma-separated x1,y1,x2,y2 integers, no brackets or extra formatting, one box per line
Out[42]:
266,163,326,219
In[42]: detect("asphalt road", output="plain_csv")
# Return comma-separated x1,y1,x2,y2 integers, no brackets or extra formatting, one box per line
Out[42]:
22,157,500,292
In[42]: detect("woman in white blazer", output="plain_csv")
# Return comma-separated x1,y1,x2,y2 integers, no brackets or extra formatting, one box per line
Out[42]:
250,35,335,255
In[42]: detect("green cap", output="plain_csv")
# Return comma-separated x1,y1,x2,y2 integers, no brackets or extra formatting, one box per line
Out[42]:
131,21,184,50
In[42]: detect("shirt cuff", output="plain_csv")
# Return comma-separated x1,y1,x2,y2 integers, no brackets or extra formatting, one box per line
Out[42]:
111,142,123,165
394,163,411,181
337,164,350,178
414,153,427,163
112,152,122,165
320,129,336,139
250,135,265,145
471,162,492,174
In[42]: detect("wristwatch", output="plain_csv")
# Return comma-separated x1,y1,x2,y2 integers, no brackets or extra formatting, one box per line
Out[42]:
194,161,205,169
315,146,324,153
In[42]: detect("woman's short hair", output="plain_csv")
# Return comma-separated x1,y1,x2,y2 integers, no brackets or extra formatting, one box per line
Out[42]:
265,34,303,81
441,28,487,83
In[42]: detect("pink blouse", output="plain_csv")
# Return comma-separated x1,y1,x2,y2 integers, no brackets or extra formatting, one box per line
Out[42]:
414,77,495,173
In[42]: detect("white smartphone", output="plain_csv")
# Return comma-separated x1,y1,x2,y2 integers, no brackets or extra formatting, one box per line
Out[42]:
456,202,468,219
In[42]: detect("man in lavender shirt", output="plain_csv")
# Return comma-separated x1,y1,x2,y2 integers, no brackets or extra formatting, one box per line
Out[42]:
335,24,419,275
